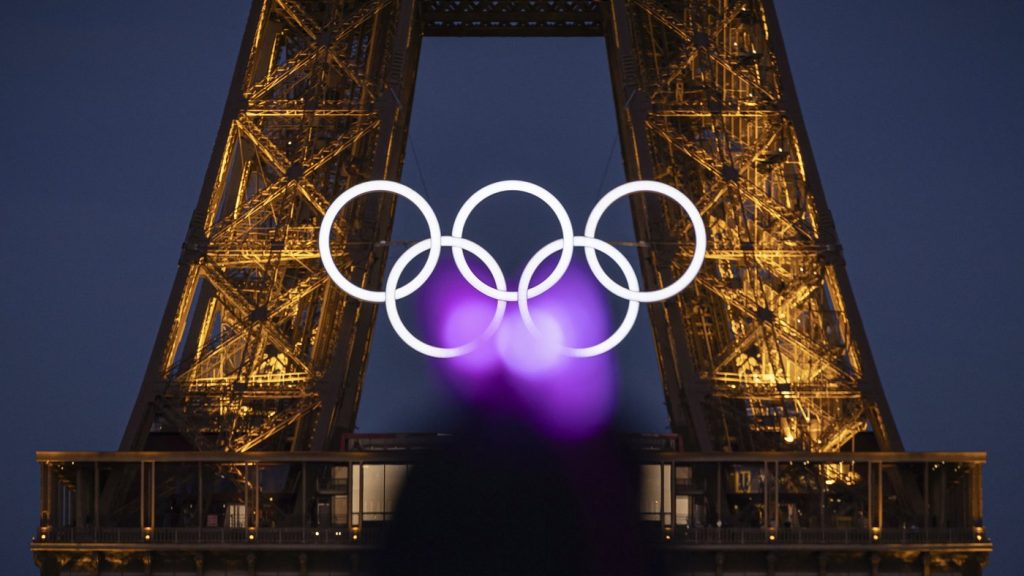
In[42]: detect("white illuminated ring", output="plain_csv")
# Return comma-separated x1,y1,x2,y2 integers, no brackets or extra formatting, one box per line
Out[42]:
583,180,706,303
451,180,574,302
385,236,507,359
319,179,706,358
518,236,640,358
319,180,442,303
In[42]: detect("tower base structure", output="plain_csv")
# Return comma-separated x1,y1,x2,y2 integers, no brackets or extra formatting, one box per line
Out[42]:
33,0,990,573
33,435,989,575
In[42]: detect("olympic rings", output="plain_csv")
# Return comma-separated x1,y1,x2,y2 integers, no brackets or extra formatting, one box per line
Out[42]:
451,180,574,302
519,236,640,358
319,179,705,358
318,180,442,303
584,180,707,303
387,236,507,358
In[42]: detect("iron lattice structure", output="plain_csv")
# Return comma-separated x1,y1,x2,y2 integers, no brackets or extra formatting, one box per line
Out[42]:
33,2,991,575
122,0,898,456
606,0,900,453
122,0,422,453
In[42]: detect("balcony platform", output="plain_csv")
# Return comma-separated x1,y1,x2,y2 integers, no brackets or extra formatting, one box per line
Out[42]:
32,437,989,575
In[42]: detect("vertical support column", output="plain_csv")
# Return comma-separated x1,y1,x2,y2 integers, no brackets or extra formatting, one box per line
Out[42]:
75,466,86,529
369,0,419,182
93,462,100,529
762,460,769,531
715,463,722,527
819,463,826,531
301,462,308,532
353,463,364,532
139,461,145,532
313,0,424,449
150,461,156,532
254,464,261,529
49,462,57,530
867,461,874,532
877,462,884,533
970,463,983,527
605,0,653,178
773,461,780,531
348,462,355,534
923,462,930,537
39,463,51,530
137,460,156,535
939,466,947,528
244,463,250,528
197,462,203,529
667,463,675,534
603,0,713,450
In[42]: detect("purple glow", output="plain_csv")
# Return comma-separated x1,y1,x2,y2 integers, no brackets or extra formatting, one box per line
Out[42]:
496,310,563,377
416,260,502,400
416,256,619,440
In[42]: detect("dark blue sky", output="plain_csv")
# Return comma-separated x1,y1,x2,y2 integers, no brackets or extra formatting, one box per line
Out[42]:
1,2,1022,573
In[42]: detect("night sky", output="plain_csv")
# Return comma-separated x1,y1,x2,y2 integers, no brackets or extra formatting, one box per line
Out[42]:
2,1,1022,573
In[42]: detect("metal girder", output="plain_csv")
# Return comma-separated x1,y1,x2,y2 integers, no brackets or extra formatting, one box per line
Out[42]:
420,0,604,36
121,0,901,457
609,0,901,452
121,0,420,453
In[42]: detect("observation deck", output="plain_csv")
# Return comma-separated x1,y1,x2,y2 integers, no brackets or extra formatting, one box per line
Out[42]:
33,435,988,575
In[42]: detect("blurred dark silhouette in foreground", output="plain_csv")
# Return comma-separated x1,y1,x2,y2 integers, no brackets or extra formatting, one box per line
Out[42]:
382,413,663,576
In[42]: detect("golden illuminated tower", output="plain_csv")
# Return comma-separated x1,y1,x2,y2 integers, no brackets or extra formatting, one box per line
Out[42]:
33,1,989,574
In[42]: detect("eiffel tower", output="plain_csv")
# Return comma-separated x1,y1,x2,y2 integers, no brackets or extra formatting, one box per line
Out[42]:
32,1,989,574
